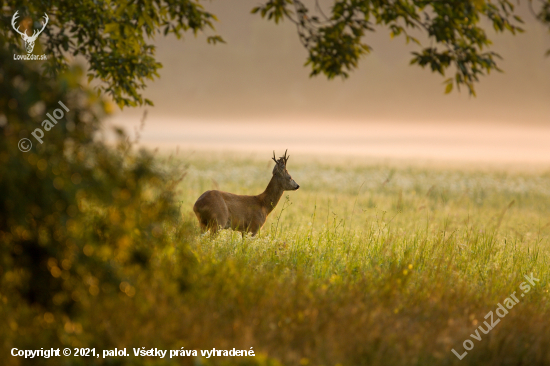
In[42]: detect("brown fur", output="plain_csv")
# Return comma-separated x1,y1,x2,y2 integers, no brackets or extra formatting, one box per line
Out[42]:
193,151,299,236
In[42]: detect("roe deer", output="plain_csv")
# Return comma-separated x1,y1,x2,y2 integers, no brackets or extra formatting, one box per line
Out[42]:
193,150,300,236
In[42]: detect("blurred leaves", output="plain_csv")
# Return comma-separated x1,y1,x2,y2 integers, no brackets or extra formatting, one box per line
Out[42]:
0,36,194,361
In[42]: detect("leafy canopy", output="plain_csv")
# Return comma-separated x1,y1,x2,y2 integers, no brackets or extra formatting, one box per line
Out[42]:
1,0,549,106
0,36,195,354
1,0,224,108
253,0,550,96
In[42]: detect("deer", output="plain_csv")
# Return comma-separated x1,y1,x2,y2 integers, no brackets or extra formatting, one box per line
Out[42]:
193,150,300,236
11,11,49,53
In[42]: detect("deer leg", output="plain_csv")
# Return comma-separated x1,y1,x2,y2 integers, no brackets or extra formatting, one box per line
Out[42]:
207,209,229,237
249,223,261,237
193,192,229,237
208,222,220,237
194,211,208,234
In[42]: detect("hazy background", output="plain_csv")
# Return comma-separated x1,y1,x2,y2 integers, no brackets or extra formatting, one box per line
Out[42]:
109,0,550,167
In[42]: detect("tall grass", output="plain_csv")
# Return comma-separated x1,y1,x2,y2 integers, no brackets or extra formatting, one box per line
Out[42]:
162,153,550,365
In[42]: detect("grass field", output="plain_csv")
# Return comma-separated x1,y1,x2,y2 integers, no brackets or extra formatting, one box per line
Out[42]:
157,152,550,366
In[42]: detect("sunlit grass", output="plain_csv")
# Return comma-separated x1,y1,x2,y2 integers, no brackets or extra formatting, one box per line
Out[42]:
163,153,550,365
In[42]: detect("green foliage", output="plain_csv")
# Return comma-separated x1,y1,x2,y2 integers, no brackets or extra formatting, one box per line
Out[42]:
536,0,550,56
253,0,550,95
2,1,548,109
2,1,548,108
0,38,194,363
1,0,223,108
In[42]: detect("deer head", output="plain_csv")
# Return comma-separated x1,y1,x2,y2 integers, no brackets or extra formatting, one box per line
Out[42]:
272,149,300,191
12,11,48,53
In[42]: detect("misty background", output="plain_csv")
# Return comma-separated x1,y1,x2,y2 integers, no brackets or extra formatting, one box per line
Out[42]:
109,1,550,166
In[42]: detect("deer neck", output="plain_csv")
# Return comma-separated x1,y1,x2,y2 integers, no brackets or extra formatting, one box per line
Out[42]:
259,175,285,214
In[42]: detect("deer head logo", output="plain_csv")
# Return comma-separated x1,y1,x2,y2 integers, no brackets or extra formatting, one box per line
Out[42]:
11,11,48,53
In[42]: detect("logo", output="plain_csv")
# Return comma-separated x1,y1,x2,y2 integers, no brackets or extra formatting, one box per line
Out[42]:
11,11,48,58
18,138,32,152
17,100,70,153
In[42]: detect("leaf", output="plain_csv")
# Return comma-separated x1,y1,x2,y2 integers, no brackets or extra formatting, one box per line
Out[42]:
104,23,119,34
207,35,226,44
513,15,524,24
444,82,453,94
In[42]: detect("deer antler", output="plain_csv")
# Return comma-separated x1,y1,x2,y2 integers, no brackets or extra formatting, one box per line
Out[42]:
282,149,289,165
272,149,290,166
11,11,28,37
11,11,48,40
30,13,48,40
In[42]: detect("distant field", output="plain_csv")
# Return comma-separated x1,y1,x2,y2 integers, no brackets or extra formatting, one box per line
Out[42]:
165,152,550,366
112,116,550,168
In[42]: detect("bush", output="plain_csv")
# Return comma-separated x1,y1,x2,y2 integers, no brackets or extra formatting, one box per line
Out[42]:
0,37,194,365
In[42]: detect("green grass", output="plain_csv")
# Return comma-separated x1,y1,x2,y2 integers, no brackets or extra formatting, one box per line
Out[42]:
162,152,550,366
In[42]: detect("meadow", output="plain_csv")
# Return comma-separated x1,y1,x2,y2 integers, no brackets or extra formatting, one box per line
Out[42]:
5,146,550,366
3,43,549,366
167,152,550,366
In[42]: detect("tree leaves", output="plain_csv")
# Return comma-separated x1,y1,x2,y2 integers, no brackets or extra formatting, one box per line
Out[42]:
2,0,548,103
253,0,550,96
445,81,454,94
0,0,224,108
251,0,293,24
